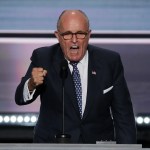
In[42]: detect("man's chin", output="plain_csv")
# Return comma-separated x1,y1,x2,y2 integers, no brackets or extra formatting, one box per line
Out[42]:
68,57,80,62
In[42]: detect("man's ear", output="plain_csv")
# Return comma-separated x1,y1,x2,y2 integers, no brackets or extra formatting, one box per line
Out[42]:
88,29,91,38
54,31,59,39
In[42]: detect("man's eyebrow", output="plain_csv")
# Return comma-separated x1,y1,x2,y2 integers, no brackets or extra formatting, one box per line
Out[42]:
61,31,72,35
76,31,88,33
62,31,87,34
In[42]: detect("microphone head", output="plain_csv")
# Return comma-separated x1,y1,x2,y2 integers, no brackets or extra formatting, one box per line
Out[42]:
60,59,68,79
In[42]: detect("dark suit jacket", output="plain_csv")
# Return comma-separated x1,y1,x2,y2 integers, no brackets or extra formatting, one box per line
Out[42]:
15,43,136,143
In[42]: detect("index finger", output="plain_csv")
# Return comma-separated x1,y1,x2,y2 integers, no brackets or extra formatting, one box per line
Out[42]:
37,67,44,72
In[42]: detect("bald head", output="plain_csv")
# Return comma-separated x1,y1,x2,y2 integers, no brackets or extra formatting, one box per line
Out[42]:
57,10,90,30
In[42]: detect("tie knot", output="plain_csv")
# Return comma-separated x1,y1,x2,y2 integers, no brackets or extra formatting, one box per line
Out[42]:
70,62,79,68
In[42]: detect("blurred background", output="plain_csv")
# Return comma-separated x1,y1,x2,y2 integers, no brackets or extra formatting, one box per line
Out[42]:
0,0,150,147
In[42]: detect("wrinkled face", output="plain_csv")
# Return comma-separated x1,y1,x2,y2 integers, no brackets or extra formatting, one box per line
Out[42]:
55,11,91,62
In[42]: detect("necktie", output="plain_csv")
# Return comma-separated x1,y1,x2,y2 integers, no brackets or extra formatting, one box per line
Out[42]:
70,62,82,118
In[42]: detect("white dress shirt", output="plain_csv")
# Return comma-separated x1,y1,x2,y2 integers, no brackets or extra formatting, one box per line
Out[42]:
23,51,89,115
68,51,88,115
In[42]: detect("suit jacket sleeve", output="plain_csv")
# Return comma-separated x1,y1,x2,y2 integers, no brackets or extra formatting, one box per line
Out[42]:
15,49,43,105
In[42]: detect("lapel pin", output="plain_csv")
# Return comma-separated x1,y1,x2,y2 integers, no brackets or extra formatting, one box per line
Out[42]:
92,71,96,75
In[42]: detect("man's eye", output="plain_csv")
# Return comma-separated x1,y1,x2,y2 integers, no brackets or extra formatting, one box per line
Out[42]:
78,33,85,35
64,33,72,36
63,34,72,37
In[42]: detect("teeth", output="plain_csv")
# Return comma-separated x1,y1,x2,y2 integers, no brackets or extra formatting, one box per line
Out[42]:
71,45,78,49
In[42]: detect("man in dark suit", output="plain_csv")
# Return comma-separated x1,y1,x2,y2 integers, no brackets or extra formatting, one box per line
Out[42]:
15,10,136,143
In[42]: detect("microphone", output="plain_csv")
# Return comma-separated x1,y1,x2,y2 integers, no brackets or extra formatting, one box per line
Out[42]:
59,59,68,81
55,59,71,143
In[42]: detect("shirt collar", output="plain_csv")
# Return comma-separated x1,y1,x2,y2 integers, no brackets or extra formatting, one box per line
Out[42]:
79,50,88,65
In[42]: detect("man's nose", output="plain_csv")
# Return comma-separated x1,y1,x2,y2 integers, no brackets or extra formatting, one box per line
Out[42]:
72,34,77,43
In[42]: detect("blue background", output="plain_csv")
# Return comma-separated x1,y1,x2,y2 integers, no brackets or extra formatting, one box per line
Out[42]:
0,0,150,30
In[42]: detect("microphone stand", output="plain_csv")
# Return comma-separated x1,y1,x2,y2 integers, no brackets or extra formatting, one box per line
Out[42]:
55,60,71,143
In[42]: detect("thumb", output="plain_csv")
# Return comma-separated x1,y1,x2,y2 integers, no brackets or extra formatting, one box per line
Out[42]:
43,70,47,76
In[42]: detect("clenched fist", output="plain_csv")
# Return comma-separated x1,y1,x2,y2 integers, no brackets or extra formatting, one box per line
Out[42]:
28,67,47,91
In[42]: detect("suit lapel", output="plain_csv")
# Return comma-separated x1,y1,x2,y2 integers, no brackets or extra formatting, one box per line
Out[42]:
65,70,81,118
82,48,104,120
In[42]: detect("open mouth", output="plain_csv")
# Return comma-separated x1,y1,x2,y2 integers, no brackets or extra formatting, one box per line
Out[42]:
70,45,79,53
71,45,79,49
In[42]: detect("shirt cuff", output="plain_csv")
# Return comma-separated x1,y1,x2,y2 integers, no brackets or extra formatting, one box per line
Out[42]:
23,78,36,102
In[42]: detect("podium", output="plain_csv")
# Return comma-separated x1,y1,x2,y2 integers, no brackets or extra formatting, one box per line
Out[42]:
0,143,142,150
